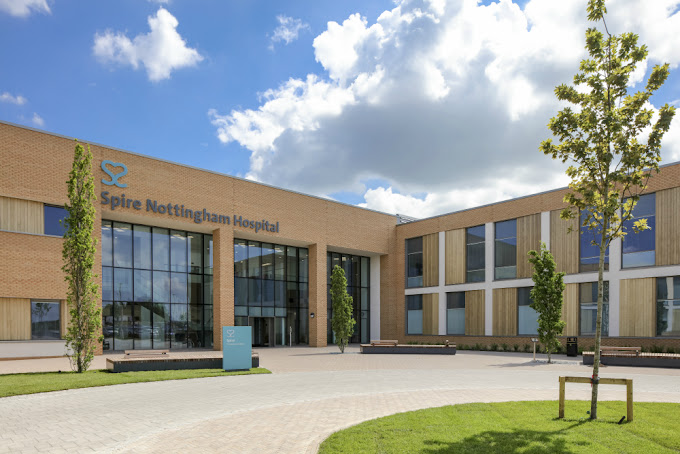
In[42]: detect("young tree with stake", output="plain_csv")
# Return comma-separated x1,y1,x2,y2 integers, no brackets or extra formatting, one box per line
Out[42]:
540,0,675,418
330,265,356,353
528,242,566,364
63,141,102,373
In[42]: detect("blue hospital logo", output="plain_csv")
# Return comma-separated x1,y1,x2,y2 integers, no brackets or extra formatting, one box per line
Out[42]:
101,160,128,188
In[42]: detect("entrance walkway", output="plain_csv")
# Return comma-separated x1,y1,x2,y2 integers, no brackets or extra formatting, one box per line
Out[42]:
1,346,679,453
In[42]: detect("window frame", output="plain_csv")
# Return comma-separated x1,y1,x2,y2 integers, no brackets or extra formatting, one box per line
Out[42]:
494,219,517,280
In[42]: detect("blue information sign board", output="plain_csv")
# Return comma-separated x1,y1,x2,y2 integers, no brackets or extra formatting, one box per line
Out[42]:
222,326,252,371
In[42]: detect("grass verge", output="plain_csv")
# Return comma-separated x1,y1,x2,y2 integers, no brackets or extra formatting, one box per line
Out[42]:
319,401,680,454
0,367,270,398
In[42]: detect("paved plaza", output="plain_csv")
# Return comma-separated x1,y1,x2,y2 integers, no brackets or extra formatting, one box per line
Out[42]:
1,347,680,453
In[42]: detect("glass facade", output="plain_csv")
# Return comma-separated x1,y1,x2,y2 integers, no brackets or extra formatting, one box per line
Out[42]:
517,287,538,335
31,301,60,339
579,281,609,336
495,219,516,280
466,225,485,283
657,276,680,337
101,221,213,351
234,239,308,345
406,294,423,335
406,237,423,287
622,193,655,268
446,292,465,335
44,205,68,237
580,209,609,272
327,253,370,344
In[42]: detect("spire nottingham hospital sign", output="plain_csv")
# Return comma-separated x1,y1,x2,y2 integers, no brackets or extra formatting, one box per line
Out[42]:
99,160,281,233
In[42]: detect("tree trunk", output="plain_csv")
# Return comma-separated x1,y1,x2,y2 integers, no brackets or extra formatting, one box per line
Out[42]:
590,234,607,420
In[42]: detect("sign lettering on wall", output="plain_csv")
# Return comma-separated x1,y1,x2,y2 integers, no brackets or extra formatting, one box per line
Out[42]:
99,159,280,232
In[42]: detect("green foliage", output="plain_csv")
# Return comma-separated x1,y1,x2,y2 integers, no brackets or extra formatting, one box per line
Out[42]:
62,141,101,373
540,0,675,419
513,344,519,352
490,343,498,351
528,242,566,364
319,401,680,454
330,265,356,353
0,368,270,398
501,343,509,352
523,344,531,353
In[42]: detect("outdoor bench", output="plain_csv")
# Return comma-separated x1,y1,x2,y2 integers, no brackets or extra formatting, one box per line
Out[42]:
124,349,169,357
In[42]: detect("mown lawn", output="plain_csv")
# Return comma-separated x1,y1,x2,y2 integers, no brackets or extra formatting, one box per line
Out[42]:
320,401,680,453
0,367,270,398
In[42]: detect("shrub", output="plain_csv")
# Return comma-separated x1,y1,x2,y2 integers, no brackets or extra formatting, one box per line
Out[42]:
523,344,531,353
474,343,483,351
491,343,499,351
578,346,584,355
666,347,675,354
513,344,519,352
651,345,664,353
501,343,509,352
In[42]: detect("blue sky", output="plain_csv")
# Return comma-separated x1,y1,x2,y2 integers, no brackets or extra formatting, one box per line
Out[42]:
1,0,679,217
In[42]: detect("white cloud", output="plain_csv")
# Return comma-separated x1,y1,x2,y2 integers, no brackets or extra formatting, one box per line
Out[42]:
270,15,309,49
0,91,27,105
93,7,203,82
31,112,44,127
0,0,50,17
210,0,680,218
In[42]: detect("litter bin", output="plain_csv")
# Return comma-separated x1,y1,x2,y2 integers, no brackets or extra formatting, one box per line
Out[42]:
566,337,578,357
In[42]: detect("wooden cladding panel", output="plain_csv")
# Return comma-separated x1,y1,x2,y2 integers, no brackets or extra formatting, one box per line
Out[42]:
422,233,439,287
0,196,43,234
60,300,68,337
465,290,485,336
562,283,579,336
0,298,31,340
516,214,541,278
657,188,680,266
422,293,439,335
492,288,517,336
550,210,579,274
445,229,465,285
619,278,655,337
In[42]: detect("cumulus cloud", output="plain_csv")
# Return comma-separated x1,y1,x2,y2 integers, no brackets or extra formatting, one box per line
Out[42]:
0,0,50,17
31,112,44,127
93,7,203,82
0,91,27,105
270,15,309,49
210,0,680,217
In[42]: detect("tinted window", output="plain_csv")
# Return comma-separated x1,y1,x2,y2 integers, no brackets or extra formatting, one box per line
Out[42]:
44,205,68,236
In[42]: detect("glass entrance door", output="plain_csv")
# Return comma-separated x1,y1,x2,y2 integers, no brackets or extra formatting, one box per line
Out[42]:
249,317,275,347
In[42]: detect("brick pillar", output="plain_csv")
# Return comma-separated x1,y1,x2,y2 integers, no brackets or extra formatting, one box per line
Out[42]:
309,243,327,347
213,227,234,350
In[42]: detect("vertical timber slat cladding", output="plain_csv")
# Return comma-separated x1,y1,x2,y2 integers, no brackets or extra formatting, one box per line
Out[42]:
550,210,579,274
422,293,439,335
619,278,655,337
445,229,466,285
60,300,68,337
516,214,541,278
0,298,31,340
492,288,517,336
0,196,44,234
465,290,485,335
422,233,439,287
656,187,680,266
562,283,579,337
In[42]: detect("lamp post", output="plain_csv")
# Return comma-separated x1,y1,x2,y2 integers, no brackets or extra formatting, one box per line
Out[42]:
531,337,539,361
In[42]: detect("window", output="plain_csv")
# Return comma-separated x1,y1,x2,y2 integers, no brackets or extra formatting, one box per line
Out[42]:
327,252,370,344
43,205,68,237
101,221,213,351
31,301,61,340
656,276,680,337
517,287,538,335
446,292,465,335
406,237,423,287
622,193,655,268
406,295,423,334
579,282,609,336
495,219,516,280
234,239,309,345
580,209,609,272
466,225,485,283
